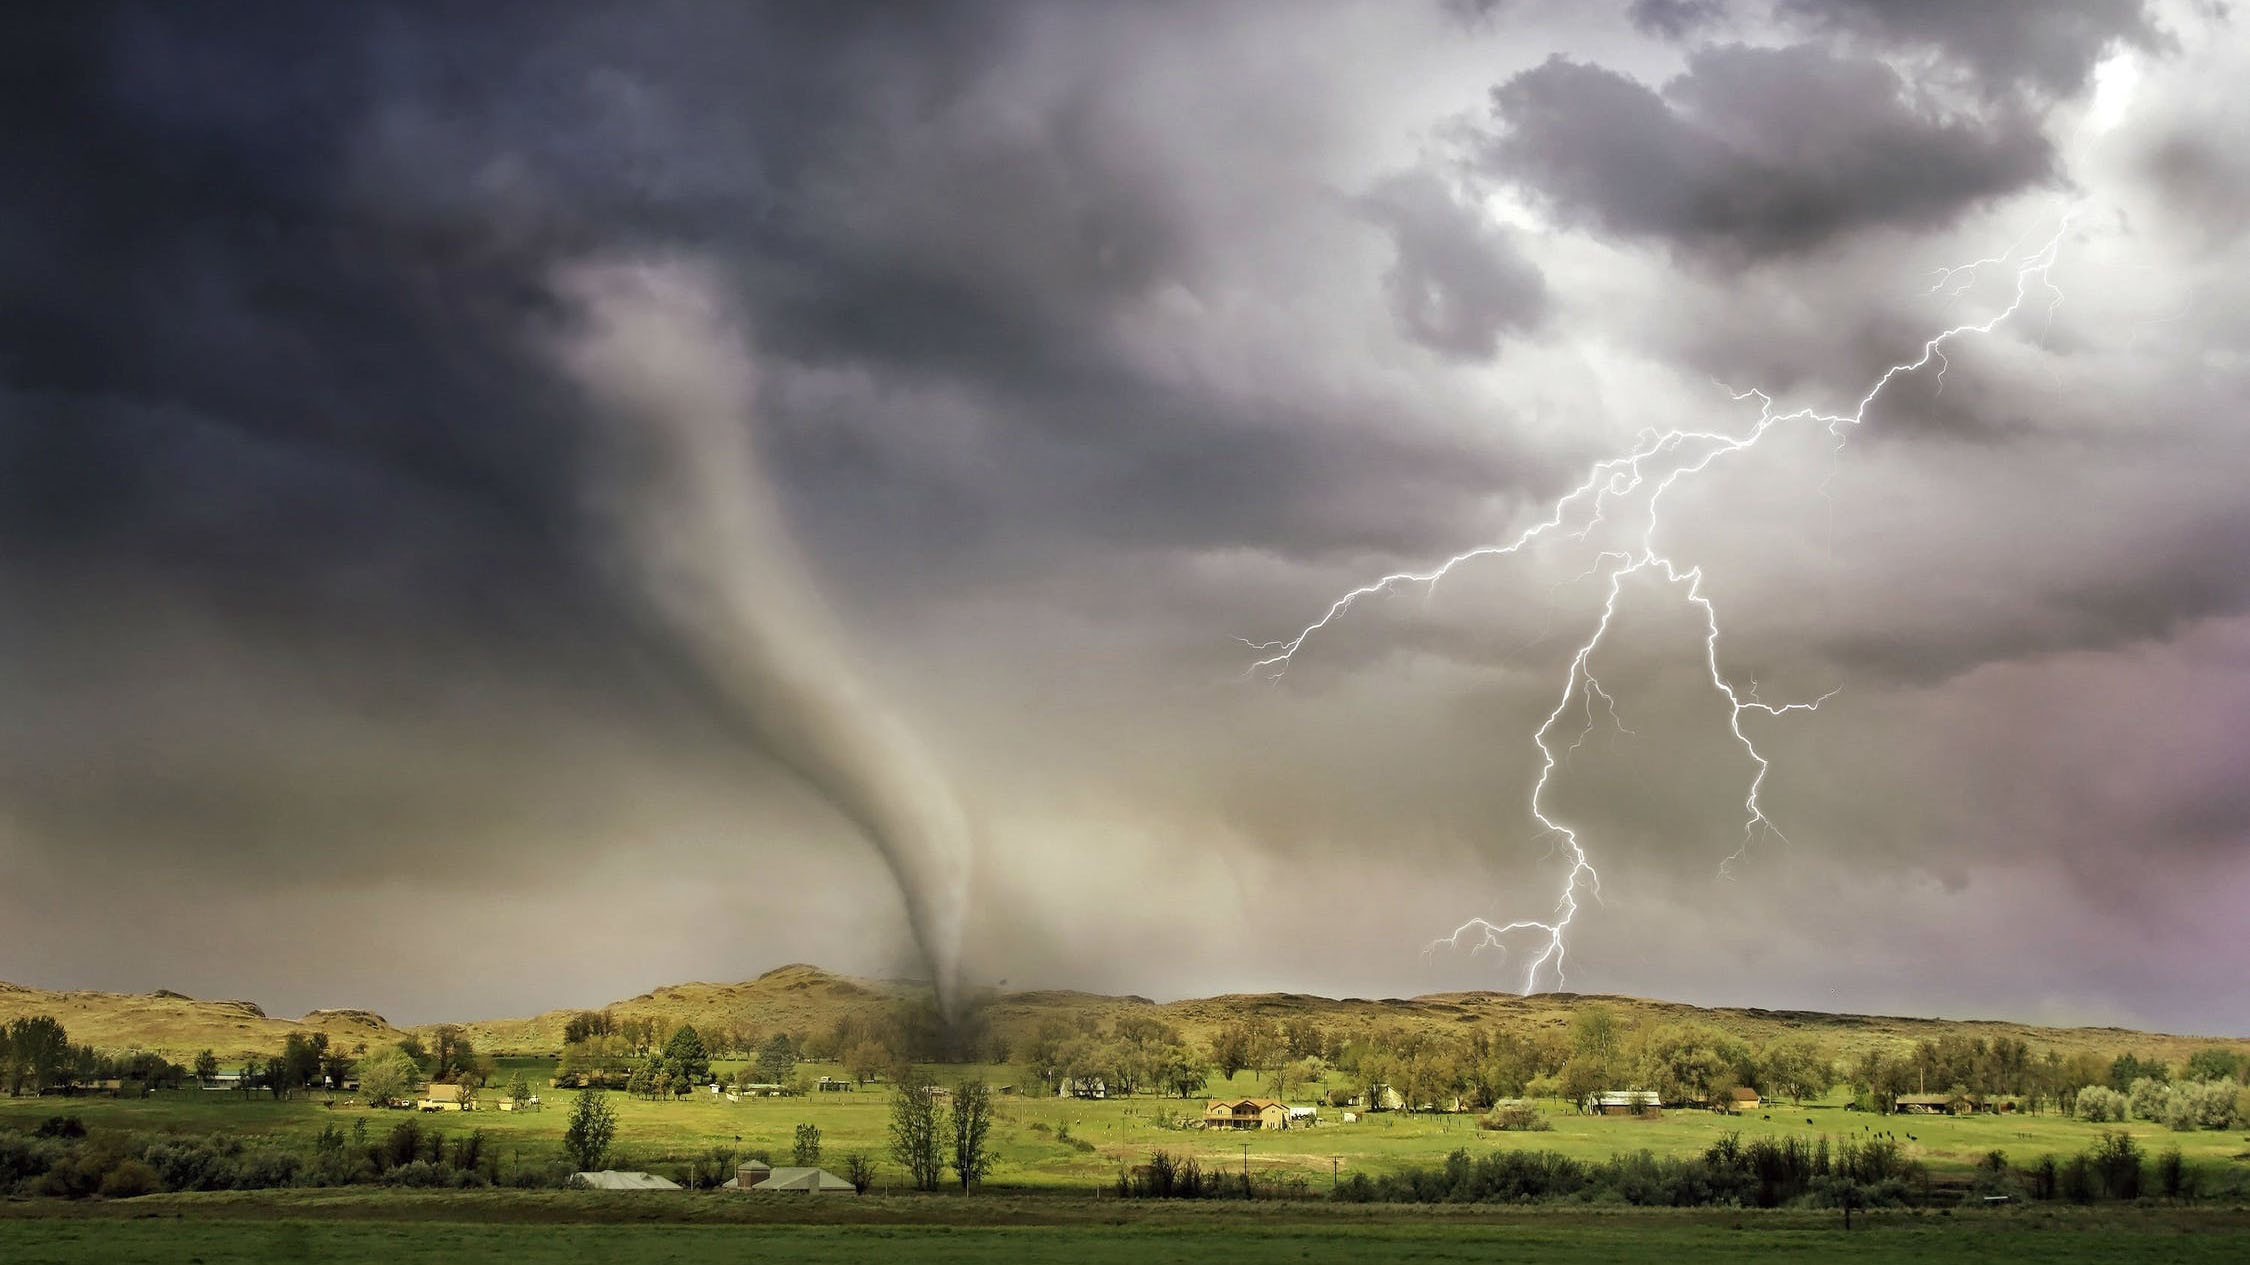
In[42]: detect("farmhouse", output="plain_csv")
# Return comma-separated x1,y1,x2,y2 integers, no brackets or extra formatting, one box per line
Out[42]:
1584,1090,1662,1117
417,1083,469,1112
1893,1093,1972,1115
1203,1098,1290,1130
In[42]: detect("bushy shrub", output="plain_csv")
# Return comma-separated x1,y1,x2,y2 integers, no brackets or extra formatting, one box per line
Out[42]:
2073,1085,2127,1123
382,1160,451,1187
97,1159,160,1199
2156,1147,2193,1198
2088,1131,2142,1201
2126,1076,2170,1122
1478,1103,1551,1132
1331,1133,1922,1209
2161,1080,2238,1132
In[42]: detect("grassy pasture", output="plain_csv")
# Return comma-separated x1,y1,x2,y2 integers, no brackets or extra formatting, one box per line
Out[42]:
2,1190,2248,1265
7,1061,2248,1190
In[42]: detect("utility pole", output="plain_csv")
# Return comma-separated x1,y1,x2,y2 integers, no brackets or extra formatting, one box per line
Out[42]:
1331,1155,1340,1191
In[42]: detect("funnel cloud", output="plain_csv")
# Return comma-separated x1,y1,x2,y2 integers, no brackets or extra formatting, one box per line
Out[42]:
0,2,2246,1035
548,259,973,1013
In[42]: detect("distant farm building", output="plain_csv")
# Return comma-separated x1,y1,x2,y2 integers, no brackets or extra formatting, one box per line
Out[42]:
1287,1105,1319,1127
1059,1077,1110,1099
573,1170,682,1190
418,1083,469,1112
1204,1098,1290,1130
1893,1093,1973,1115
815,1076,855,1092
720,1160,856,1193
1721,1087,1762,1111
1584,1090,1662,1117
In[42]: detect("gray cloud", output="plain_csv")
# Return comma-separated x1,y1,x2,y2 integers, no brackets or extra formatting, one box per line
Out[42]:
1359,171,1549,359
1480,44,2056,261
1776,0,2164,96
1628,0,1724,40
2,1,2247,1035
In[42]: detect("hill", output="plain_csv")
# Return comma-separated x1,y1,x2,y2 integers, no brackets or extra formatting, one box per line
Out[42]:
6,966,2243,1066
462,966,2245,1066
0,981,406,1061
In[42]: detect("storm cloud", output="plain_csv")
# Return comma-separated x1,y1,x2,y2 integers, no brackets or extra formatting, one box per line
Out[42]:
1,1,2245,1035
1479,44,2056,261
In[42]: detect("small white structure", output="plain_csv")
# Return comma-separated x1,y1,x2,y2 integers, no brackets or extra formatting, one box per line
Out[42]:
573,1170,683,1190
1287,1105,1318,1127
754,1167,856,1193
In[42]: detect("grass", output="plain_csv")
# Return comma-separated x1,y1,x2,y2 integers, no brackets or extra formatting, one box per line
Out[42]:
2,1191,2247,1264
7,1063,2249,1190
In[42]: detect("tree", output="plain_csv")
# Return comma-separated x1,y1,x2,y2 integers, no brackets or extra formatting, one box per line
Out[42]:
264,1055,289,1099
844,1041,888,1086
1569,1006,1621,1065
888,1070,945,1191
950,1078,995,1193
563,1089,618,1171
358,1046,421,1108
2184,1048,2242,1084
1161,1046,1210,1099
563,1010,617,1045
662,1025,712,1087
427,1025,478,1081
237,1061,259,1099
193,1049,219,1085
756,1033,796,1085
793,1122,822,1166
843,1152,876,1195
4,1016,70,1096
1761,1037,1836,1104
1211,1022,1255,1081
277,1032,328,1097
507,1072,533,1109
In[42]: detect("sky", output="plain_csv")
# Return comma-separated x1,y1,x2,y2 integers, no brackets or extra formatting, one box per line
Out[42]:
2,1,2245,1034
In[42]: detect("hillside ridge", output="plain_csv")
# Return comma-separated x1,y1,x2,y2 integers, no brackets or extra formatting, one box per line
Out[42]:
3,968,2240,1061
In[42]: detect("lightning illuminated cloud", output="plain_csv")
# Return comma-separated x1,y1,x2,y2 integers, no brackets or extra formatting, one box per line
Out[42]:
1250,215,2070,994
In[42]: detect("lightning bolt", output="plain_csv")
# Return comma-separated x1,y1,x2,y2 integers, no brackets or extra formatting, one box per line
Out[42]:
1250,214,2070,993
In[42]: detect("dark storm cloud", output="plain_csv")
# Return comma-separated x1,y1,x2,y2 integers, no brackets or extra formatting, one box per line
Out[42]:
3,1,2247,1034
1479,44,2056,261
1775,0,2164,96
1357,172,1549,360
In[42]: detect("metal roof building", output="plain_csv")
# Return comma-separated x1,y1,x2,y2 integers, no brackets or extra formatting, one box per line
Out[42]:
572,1170,684,1190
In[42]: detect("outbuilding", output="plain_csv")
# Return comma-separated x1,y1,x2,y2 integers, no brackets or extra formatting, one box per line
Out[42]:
572,1170,683,1190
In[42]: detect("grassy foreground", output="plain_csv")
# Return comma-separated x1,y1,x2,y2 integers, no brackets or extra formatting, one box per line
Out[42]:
3,1191,2248,1264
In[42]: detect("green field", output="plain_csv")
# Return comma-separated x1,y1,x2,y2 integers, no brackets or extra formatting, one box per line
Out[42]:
6,1059,2249,1191
2,1191,2247,1264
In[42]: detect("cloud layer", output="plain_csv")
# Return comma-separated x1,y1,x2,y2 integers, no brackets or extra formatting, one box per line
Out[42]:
1,1,2244,1034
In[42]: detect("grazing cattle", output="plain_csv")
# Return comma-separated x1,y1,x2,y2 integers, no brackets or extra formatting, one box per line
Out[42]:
1805,1118,1814,1125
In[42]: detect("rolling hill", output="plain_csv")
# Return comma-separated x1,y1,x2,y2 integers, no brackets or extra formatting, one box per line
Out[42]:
0,980,406,1061
10,964,2237,1067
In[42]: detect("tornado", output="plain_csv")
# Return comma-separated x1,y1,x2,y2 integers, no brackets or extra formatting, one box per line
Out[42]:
547,257,972,1015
